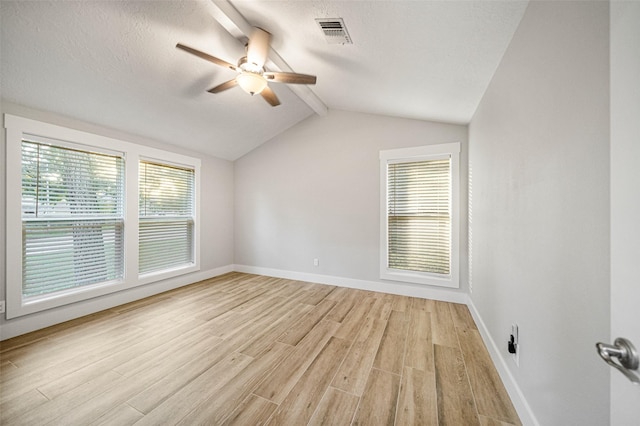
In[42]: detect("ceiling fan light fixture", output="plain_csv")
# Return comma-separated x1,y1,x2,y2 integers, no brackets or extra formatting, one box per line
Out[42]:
176,26,316,107
236,71,267,95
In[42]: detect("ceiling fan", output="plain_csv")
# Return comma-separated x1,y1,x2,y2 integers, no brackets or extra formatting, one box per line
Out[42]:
176,27,317,107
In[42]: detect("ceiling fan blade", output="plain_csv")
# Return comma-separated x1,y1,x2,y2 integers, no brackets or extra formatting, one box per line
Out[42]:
176,43,237,71
263,72,317,85
246,27,271,69
260,86,280,106
208,79,238,94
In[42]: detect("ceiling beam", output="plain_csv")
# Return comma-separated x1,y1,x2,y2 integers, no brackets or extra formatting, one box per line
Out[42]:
206,0,328,116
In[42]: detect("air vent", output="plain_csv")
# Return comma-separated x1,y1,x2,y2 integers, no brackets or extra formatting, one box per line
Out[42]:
315,18,352,45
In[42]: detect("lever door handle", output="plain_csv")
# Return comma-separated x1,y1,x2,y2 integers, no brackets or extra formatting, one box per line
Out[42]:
596,337,640,385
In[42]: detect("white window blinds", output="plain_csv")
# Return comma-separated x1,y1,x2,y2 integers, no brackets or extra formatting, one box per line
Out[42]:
139,161,195,275
387,157,451,275
21,140,125,299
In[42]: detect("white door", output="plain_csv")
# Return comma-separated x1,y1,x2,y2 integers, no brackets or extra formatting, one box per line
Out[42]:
609,1,640,424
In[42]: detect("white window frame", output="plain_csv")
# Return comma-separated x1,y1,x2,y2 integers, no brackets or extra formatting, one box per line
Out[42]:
379,142,460,288
4,114,201,318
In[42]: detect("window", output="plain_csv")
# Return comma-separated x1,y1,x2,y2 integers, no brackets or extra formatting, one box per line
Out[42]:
380,143,460,288
139,161,195,275
21,140,125,299
5,114,201,318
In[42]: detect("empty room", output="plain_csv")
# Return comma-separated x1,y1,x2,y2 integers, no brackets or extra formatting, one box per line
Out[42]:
1,1,638,425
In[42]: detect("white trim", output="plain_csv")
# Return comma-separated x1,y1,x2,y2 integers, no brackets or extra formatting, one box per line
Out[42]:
0,265,234,341
379,142,461,288
380,142,461,161
0,264,465,340
125,147,140,288
4,114,201,318
5,123,24,320
467,299,540,426
22,133,125,158
233,264,468,304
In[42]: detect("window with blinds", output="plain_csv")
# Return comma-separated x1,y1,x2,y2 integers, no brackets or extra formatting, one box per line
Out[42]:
139,161,195,275
21,140,125,299
6,114,202,318
380,143,460,288
387,158,451,275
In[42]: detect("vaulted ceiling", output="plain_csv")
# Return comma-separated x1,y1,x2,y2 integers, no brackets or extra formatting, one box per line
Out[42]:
1,1,528,160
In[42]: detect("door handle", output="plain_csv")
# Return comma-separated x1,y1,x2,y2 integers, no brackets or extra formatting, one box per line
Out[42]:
596,337,640,385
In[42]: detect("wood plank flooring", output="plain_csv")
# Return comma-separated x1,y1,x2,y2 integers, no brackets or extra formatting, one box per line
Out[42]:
0,272,521,425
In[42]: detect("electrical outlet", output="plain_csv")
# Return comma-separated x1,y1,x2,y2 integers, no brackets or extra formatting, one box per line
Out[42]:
510,324,520,367
0,300,5,315
313,258,319,267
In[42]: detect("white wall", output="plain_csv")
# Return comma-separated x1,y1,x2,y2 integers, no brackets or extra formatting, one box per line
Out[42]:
469,2,610,425
234,109,469,298
0,101,235,339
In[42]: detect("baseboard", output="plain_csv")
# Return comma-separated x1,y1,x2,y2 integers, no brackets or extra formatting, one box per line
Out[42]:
1,264,466,340
467,299,539,426
233,264,468,304
0,264,234,341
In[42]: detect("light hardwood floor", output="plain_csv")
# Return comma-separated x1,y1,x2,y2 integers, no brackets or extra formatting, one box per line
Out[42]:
0,273,521,425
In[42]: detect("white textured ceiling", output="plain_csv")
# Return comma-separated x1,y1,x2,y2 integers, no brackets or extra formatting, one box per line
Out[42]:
1,1,528,160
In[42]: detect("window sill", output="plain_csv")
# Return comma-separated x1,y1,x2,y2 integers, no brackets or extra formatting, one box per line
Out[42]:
380,268,459,289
